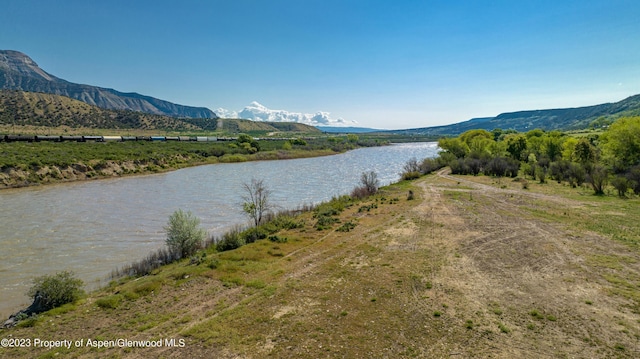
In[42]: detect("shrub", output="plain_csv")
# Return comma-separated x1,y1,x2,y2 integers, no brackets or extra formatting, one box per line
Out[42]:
350,185,371,199
27,271,84,312
315,215,338,230
611,176,629,197
568,162,586,187
336,221,357,232
241,226,268,244
626,165,640,195
587,165,608,195
216,226,246,251
420,157,445,174
403,157,421,172
165,209,206,259
96,294,123,309
112,247,178,278
401,171,421,181
268,235,288,243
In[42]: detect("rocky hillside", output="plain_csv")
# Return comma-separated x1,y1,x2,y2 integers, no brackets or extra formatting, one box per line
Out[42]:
0,50,218,119
0,90,201,130
0,90,320,133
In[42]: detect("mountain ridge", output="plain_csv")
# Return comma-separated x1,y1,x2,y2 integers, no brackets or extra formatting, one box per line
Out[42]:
0,50,218,119
0,90,320,134
387,94,640,136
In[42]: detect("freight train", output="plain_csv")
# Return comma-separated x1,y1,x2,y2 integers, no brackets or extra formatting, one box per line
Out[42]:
0,135,226,143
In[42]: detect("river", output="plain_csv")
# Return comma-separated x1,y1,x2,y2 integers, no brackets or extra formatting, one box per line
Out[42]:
0,142,439,317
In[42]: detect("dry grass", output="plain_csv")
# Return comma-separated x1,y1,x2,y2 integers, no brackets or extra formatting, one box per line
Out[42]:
2,172,639,358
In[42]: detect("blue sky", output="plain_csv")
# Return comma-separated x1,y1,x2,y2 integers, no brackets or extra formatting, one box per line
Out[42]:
1,0,639,129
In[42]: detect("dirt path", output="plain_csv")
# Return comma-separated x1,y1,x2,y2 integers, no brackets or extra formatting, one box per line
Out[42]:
413,170,640,358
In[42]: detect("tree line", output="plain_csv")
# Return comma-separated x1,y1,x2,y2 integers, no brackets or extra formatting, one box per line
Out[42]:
411,116,640,196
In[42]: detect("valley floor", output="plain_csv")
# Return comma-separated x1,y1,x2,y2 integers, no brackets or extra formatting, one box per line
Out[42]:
1,170,639,358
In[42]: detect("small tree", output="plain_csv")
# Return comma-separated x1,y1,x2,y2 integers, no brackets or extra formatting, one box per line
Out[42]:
360,171,379,195
611,176,629,197
27,271,84,312
587,165,608,195
242,178,273,227
165,209,206,258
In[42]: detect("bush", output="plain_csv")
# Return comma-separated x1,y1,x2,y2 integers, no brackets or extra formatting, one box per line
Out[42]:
268,235,288,243
611,176,629,197
401,171,421,181
587,165,608,195
27,271,84,312
112,247,179,278
420,157,445,174
241,226,268,244
626,165,640,195
165,209,206,259
350,185,371,199
96,294,123,309
216,226,246,252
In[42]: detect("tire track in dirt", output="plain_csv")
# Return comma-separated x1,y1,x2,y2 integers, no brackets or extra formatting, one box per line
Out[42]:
416,169,640,358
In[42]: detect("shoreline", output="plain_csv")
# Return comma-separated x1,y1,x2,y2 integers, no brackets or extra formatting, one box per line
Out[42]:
0,148,343,190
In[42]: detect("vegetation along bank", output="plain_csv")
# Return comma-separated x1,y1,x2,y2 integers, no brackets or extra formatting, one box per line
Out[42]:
0,134,385,189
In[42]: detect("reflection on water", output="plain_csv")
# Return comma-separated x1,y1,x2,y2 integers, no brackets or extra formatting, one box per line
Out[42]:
0,142,438,316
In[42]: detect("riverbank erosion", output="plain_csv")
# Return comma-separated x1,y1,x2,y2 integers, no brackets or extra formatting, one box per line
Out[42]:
2,172,639,358
0,148,340,189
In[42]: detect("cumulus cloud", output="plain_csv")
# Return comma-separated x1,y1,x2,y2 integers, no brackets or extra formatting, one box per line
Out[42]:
215,101,356,127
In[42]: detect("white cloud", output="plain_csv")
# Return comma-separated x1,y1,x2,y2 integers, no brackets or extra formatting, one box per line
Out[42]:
215,101,356,127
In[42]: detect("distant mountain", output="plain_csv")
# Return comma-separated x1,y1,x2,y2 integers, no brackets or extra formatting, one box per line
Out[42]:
0,90,320,133
0,50,218,119
217,101,357,127
390,95,640,136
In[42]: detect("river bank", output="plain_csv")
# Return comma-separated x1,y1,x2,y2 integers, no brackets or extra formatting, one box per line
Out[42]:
0,145,344,189
2,172,638,358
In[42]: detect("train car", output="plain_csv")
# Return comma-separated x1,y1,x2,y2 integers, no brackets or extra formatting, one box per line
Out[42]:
136,136,150,141
82,136,103,142
150,136,166,141
35,135,61,142
60,136,84,142
121,136,137,141
178,136,192,141
6,135,36,142
102,136,122,142
165,136,179,141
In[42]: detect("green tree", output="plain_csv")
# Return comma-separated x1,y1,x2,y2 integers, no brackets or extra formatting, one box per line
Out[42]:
600,117,640,171
542,131,564,162
573,138,597,166
27,271,84,312
165,209,206,258
505,134,528,161
236,134,260,152
242,178,274,227
438,137,469,158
